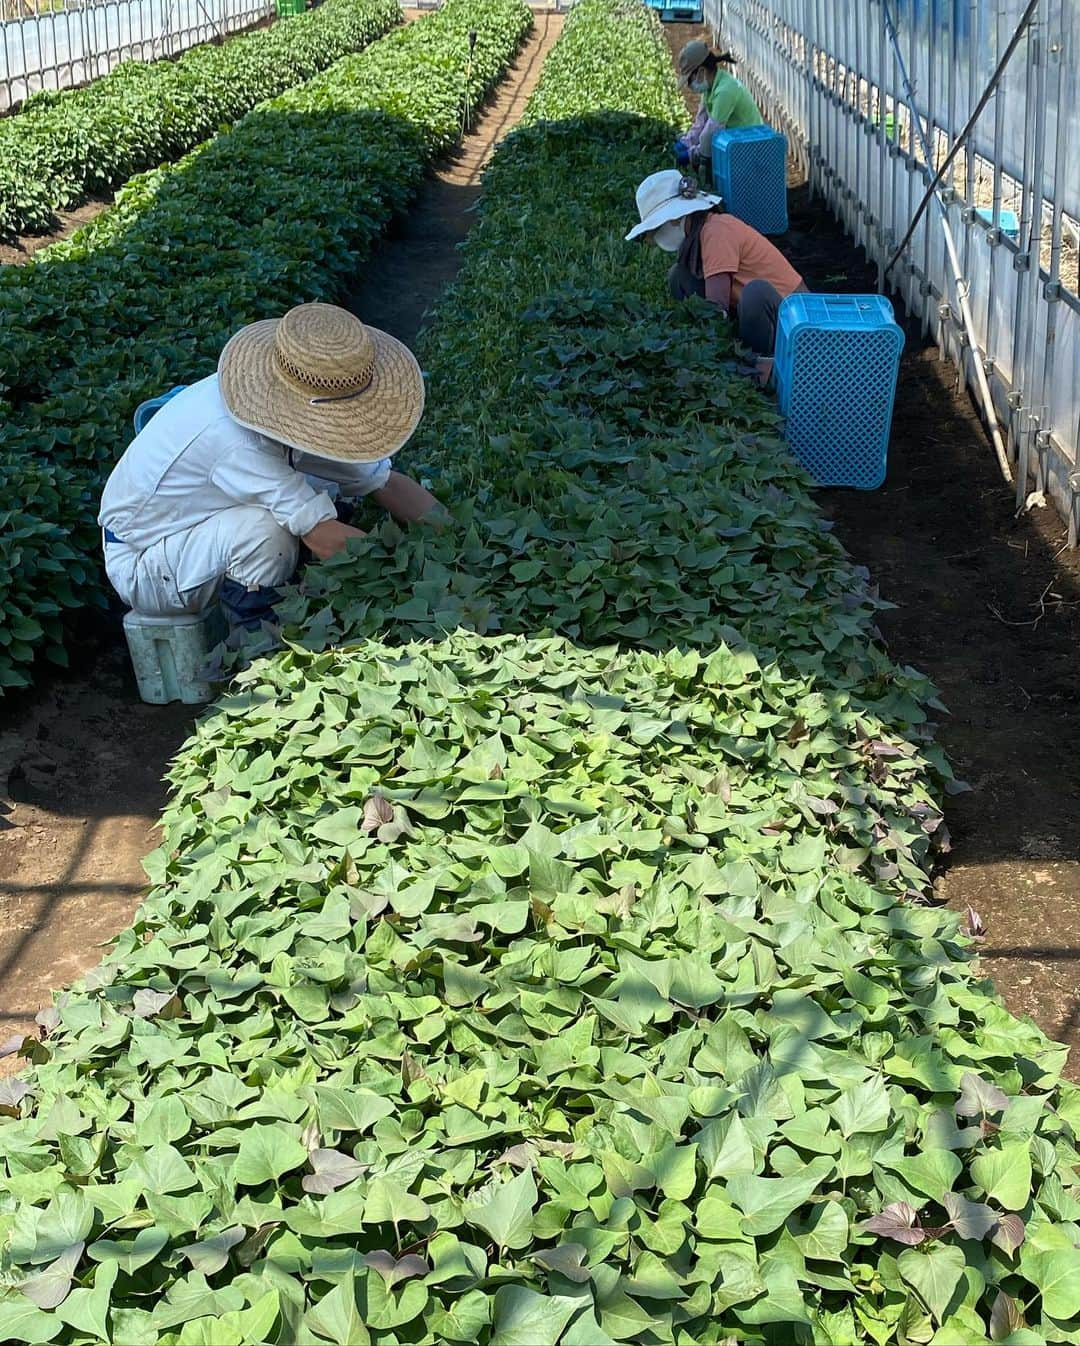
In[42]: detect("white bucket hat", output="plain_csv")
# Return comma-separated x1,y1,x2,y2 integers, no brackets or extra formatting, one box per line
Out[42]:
625,171,723,247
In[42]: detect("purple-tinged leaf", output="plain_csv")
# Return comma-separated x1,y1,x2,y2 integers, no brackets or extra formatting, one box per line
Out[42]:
961,907,986,939
302,1148,367,1195
363,1250,431,1286
941,1193,997,1241
21,1242,84,1309
495,1143,539,1170
0,1077,31,1115
361,793,394,834
178,1227,245,1276
990,1213,1026,1257
132,988,176,1020
531,1243,590,1283
956,1073,1010,1118
989,1289,1024,1341
860,1202,927,1245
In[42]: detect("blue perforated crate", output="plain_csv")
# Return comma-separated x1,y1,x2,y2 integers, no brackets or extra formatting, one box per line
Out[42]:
711,125,789,235
773,294,905,490
645,0,704,20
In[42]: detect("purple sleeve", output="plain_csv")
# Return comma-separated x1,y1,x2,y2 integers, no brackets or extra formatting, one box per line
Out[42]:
684,102,709,150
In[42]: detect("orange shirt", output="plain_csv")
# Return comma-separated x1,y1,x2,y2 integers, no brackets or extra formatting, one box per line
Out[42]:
699,214,803,304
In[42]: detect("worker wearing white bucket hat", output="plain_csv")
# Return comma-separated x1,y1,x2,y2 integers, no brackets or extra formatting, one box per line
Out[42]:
627,171,807,381
99,303,444,629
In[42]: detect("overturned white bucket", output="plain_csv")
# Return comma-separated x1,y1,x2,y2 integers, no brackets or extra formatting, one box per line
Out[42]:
122,606,226,705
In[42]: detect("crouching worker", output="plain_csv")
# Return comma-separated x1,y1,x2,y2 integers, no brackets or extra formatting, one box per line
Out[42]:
99,303,441,629
626,171,807,383
675,41,763,169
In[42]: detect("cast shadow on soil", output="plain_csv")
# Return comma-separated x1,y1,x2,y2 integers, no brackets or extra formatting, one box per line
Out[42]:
778,184,1080,869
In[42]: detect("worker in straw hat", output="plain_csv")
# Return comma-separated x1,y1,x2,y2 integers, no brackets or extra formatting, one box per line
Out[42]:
626,171,808,384
99,302,443,629
675,40,763,170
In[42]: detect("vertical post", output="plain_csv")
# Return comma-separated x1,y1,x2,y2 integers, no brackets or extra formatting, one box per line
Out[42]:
1009,4,1038,472
921,0,937,337
1016,9,1049,508
904,0,920,317
808,0,819,202
875,0,888,290
1035,0,1067,496
983,0,1006,394
854,0,865,254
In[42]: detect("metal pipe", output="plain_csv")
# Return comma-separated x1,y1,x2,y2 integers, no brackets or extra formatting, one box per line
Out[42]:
1016,15,1049,509
874,5,885,270
1036,0,1068,497
983,0,1006,394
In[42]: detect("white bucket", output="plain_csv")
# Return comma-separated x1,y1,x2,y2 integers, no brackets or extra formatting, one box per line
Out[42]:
122,606,226,705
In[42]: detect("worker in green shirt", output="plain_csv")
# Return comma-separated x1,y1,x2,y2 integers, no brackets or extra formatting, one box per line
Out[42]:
675,40,764,169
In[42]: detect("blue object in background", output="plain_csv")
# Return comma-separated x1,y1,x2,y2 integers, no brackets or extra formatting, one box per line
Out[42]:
133,384,188,433
644,0,704,21
712,125,789,235
673,139,691,168
773,294,905,490
975,207,1021,242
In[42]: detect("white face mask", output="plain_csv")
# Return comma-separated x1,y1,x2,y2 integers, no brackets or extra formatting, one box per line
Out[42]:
651,219,686,253
691,78,711,93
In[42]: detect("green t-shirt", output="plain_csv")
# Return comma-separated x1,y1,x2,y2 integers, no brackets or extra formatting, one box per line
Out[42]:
706,71,763,129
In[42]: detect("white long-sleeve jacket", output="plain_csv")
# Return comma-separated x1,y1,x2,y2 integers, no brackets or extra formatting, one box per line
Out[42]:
99,374,391,551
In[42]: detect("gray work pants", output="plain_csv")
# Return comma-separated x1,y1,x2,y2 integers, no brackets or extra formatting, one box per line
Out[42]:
668,266,808,357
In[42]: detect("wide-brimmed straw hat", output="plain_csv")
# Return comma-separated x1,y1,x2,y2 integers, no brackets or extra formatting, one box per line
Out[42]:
218,302,425,464
625,171,723,243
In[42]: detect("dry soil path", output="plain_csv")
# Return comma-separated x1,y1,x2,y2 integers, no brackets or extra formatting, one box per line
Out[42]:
0,11,563,1073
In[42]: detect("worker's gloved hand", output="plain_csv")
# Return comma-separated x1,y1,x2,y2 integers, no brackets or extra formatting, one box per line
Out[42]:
673,139,691,168
302,518,366,561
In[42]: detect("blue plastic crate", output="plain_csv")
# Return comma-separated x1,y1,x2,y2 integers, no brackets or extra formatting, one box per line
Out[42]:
975,207,1020,241
712,125,789,235
645,0,704,19
773,294,905,490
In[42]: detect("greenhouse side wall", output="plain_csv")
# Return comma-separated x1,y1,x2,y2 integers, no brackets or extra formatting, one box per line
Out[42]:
1,0,274,112
705,0,1080,542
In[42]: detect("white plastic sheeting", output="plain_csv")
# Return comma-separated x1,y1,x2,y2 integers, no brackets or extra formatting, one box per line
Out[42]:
1,0,272,111
706,0,1080,539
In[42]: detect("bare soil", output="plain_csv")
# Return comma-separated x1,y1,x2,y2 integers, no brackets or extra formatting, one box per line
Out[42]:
665,18,1080,1076
0,198,112,265
0,13,564,1073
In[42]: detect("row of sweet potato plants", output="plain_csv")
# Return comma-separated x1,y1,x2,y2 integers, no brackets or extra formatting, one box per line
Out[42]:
1,2,1078,1344
0,0,401,239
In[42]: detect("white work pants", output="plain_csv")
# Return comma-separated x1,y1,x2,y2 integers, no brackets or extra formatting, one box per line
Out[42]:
105,506,299,618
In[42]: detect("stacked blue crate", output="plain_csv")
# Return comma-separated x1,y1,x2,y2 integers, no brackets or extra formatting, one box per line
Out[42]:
711,125,789,235
644,0,704,21
773,294,905,490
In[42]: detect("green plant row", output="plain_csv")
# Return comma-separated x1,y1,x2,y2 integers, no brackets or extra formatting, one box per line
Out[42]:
0,0,402,240
215,0,1079,1334
1,3,1078,1345
0,0,533,691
